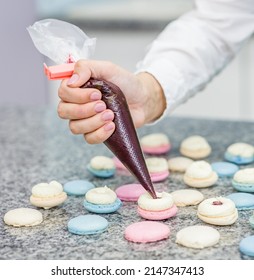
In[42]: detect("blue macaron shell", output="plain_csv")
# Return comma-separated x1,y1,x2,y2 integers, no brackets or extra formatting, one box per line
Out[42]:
224,152,254,165
64,180,95,196
211,161,239,177
249,215,254,229
227,193,254,210
232,180,254,193
84,198,122,214
67,214,108,235
87,164,115,178
239,235,254,257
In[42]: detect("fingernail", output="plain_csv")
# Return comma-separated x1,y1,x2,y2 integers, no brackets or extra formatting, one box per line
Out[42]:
104,122,115,131
67,73,79,85
102,111,114,121
90,91,101,101
94,102,106,113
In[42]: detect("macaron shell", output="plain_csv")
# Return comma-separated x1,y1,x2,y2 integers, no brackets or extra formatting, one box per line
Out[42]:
224,152,254,165
227,193,254,210
63,180,95,196
30,192,67,209
115,183,146,201
124,221,170,243
4,208,43,227
87,164,115,178
150,170,170,182
176,225,220,249
232,180,254,193
84,198,122,214
239,235,254,257
142,144,171,155
67,214,108,235
183,172,218,188
137,205,178,220
171,189,204,207
211,162,239,177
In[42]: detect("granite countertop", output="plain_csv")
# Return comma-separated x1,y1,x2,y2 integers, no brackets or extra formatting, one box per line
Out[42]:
0,107,254,260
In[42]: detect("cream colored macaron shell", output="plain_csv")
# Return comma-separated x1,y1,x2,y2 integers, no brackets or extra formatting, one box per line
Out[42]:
171,189,204,206
184,161,218,188
180,135,211,159
226,143,254,158
140,133,170,147
197,197,238,225
138,192,174,211
168,157,194,173
145,157,168,173
30,180,67,209
4,208,43,227
233,168,254,184
90,156,115,170
176,225,220,249
85,186,117,204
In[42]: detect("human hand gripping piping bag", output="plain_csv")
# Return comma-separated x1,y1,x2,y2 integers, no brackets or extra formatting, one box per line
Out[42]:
27,19,157,199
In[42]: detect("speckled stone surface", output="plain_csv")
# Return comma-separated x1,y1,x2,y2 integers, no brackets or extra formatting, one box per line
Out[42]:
0,107,254,260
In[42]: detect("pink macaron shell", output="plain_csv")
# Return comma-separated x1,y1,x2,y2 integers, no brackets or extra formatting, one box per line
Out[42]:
115,183,146,202
112,157,128,170
150,170,170,182
142,144,171,155
124,221,170,243
137,204,178,220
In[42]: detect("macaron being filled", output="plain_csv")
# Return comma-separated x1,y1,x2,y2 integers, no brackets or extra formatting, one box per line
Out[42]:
197,197,238,225
84,186,122,214
183,160,218,188
180,135,211,159
87,156,116,178
140,133,171,155
30,180,67,209
227,192,254,210
224,142,254,165
232,168,254,193
115,183,146,202
145,157,169,182
137,192,177,220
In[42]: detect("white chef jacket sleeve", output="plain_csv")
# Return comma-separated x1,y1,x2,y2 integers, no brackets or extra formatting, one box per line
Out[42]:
136,0,254,122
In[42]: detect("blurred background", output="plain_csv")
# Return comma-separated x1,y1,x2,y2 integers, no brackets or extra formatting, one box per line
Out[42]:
1,0,253,121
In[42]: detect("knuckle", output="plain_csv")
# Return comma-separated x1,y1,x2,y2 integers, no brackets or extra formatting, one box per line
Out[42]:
69,121,79,134
57,103,65,118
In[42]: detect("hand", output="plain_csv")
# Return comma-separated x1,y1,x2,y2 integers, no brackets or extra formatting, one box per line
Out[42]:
57,59,166,144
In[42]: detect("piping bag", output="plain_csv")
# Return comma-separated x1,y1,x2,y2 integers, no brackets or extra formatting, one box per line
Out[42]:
27,19,157,199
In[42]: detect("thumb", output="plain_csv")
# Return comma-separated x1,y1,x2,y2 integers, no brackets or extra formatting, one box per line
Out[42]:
67,59,92,87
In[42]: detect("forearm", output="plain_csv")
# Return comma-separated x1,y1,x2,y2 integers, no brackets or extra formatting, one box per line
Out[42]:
136,72,166,124
136,0,254,119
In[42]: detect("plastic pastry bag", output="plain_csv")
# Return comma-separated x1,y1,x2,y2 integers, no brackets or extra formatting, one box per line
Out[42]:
27,18,96,64
27,19,157,198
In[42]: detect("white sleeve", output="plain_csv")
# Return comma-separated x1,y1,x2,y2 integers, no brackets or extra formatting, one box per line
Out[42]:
136,0,254,121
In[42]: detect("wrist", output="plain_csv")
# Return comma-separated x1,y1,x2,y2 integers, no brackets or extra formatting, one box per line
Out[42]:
136,72,166,124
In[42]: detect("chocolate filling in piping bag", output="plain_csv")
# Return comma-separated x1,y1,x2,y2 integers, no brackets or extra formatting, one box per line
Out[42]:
27,19,157,198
